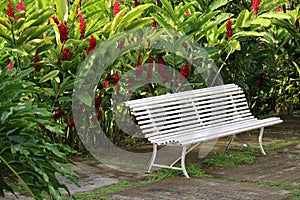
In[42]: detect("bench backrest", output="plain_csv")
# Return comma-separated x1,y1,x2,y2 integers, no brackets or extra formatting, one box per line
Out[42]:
125,84,253,144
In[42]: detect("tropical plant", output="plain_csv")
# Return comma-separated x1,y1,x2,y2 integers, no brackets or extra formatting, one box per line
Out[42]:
0,72,77,199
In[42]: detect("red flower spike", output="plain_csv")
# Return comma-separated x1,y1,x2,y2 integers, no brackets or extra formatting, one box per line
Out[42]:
95,94,102,108
104,80,109,89
134,0,140,7
62,47,73,60
16,1,25,11
276,6,281,12
185,10,190,16
7,0,15,18
159,58,165,83
113,0,120,16
128,78,133,88
226,14,232,40
146,57,153,83
8,61,14,71
179,59,190,83
34,52,41,72
97,109,102,120
136,53,142,77
252,0,260,15
59,21,68,43
69,119,75,128
79,14,86,39
114,72,120,91
78,0,82,9
152,20,158,28
118,38,125,49
52,16,59,24
86,36,96,54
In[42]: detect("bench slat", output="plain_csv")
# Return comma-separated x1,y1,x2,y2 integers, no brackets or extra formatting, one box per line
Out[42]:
125,84,238,107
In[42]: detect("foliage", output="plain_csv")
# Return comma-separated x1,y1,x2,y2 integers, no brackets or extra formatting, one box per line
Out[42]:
0,0,300,198
204,151,256,167
0,72,77,199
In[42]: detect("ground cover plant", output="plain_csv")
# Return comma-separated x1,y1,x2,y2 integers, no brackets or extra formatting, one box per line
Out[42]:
0,0,299,199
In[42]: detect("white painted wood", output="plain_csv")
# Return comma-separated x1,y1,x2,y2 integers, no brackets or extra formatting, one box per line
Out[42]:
125,83,283,178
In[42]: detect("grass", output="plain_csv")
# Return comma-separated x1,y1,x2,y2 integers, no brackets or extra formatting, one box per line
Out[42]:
204,151,256,167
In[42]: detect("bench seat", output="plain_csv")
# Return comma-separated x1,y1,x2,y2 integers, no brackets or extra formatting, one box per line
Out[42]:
125,84,282,178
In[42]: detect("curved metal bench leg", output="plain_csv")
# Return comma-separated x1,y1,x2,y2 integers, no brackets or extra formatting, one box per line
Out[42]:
148,144,158,172
225,134,235,152
259,127,266,155
181,145,189,178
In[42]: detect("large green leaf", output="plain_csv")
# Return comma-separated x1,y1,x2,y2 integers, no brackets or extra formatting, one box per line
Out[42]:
208,0,233,12
251,18,271,27
39,70,60,83
55,0,68,22
236,9,253,28
160,0,176,21
259,12,291,20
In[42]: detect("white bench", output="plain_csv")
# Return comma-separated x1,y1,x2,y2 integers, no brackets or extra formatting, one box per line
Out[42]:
124,84,282,178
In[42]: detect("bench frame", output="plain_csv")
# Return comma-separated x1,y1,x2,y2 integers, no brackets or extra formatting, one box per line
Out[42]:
125,84,282,178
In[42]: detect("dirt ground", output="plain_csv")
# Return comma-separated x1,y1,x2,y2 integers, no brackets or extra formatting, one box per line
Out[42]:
1,116,300,200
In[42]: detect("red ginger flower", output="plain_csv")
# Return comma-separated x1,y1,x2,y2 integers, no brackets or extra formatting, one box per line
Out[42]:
114,0,120,16
16,0,25,12
136,53,142,77
276,6,281,12
252,0,260,15
159,58,165,83
104,80,109,89
59,21,68,43
86,36,96,54
34,51,41,72
95,94,102,108
62,47,73,60
146,57,153,83
8,61,14,71
52,16,59,24
7,0,15,18
152,20,158,27
179,59,190,83
134,0,140,7
185,10,190,16
114,72,120,91
79,14,86,39
226,14,232,40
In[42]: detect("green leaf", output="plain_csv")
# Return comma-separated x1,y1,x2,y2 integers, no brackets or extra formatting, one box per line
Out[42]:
232,31,264,39
39,70,60,83
56,0,68,22
259,12,291,20
111,8,127,34
251,18,271,27
160,0,176,21
0,28,12,44
236,9,253,28
119,4,153,31
15,68,35,79
228,39,241,51
151,13,172,29
0,17,11,29
24,10,55,29
208,0,233,12
76,92,92,106
1,109,13,123
18,25,53,45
